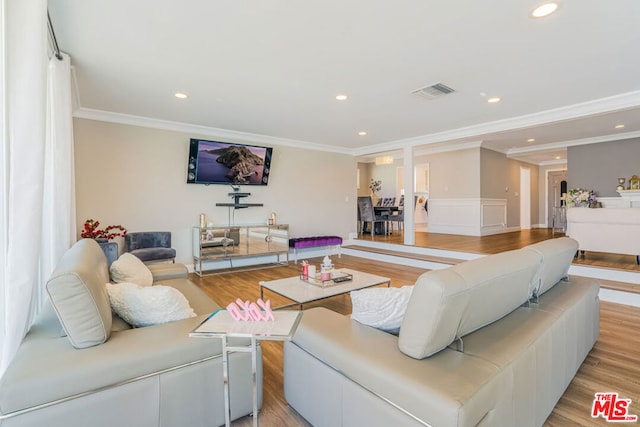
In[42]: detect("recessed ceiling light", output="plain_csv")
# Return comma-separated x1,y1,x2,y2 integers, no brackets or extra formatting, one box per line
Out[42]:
358,131,367,136
555,156,561,160
527,138,535,142
487,97,501,103
531,2,559,18
174,92,188,99
615,124,625,129
336,94,348,101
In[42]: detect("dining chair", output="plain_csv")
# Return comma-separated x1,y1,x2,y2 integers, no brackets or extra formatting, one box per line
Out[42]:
356,197,362,232
357,196,389,236
390,195,420,233
389,210,404,233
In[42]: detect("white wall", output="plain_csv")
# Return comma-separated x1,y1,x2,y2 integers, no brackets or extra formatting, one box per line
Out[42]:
74,118,357,265
568,137,640,197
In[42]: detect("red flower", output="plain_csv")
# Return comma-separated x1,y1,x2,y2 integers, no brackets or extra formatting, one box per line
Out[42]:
80,219,127,240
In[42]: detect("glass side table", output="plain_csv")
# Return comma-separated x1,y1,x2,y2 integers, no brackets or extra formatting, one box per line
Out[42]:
190,309,302,427
551,206,567,236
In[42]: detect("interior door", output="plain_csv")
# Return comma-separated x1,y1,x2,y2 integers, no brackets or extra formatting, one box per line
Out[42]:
547,170,568,227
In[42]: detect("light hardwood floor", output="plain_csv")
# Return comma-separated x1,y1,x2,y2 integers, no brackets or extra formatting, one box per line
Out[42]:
357,228,640,272
191,253,640,427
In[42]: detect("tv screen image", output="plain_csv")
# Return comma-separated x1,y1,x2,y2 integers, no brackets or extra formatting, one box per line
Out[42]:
187,138,273,185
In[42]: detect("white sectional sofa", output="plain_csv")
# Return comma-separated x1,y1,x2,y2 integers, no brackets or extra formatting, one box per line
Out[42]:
566,207,640,263
0,239,261,427
283,237,600,427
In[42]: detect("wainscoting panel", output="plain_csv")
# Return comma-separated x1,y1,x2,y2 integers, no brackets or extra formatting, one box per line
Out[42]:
428,198,508,236
481,199,508,236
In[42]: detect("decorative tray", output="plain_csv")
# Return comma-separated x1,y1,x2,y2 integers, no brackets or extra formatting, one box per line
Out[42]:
299,272,353,287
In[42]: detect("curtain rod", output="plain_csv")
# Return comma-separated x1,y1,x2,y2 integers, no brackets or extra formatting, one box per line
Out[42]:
47,11,63,61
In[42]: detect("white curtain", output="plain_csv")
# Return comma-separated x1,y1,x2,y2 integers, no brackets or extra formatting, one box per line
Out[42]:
1,0,75,377
41,52,76,283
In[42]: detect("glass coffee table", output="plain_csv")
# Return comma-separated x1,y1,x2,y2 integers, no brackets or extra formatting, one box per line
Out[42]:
259,268,391,309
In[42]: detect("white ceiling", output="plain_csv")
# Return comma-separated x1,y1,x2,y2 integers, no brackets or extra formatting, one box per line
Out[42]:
48,0,640,164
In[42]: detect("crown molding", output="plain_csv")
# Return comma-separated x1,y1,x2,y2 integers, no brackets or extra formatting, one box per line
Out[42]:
73,108,353,155
508,130,640,155
558,130,640,149
74,90,640,160
353,90,640,157
414,140,483,157
539,159,568,167
357,140,484,163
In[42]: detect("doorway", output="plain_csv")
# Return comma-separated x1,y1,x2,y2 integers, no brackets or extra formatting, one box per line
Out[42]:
397,164,429,231
520,167,531,230
547,170,568,227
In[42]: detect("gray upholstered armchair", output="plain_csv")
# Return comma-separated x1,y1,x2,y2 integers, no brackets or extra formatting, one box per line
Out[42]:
124,231,176,263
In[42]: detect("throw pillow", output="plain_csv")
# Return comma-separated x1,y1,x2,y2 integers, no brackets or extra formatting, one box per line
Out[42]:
110,253,153,286
106,282,196,327
350,286,413,334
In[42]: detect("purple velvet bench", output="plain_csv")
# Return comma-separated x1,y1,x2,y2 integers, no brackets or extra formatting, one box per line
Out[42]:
289,236,343,263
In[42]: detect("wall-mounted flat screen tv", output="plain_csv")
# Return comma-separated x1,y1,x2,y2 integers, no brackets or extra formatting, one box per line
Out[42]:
187,138,273,185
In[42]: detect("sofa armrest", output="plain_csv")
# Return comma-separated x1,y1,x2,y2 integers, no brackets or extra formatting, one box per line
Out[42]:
0,314,220,415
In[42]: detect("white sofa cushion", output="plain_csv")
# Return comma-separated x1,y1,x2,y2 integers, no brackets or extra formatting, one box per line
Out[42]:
110,253,153,286
46,239,112,349
350,286,413,334
107,282,196,327
398,249,541,359
522,237,578,296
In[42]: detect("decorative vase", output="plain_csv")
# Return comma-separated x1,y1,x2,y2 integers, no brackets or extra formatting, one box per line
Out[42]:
371,193,379,206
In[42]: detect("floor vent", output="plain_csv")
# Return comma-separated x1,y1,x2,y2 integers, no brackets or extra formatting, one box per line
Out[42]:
411,83,455,99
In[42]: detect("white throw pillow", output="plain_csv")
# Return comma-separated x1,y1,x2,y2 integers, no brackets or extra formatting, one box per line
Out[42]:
350,286,413,334
110,253,153,286
106,282,196,327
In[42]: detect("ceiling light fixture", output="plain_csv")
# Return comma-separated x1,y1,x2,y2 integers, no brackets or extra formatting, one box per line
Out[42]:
358,131,367,136
336,94,348,101
527,138,535,142
615,124,625,129
487,97,501,103
531,2,559,18
174,92,188,99
375,156,394,165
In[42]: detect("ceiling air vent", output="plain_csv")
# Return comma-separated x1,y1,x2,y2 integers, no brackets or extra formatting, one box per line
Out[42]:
411,83,455,100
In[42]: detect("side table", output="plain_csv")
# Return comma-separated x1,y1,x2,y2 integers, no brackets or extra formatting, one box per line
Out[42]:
190,309,302,427
551,205,567,236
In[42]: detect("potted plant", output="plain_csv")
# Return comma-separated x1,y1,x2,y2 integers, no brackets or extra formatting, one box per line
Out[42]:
369,179,382,205
565,189,599,208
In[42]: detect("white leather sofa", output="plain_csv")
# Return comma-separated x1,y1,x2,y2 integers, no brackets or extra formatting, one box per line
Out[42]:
566,207,640,263
0,239,261,427
283,237,600,427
